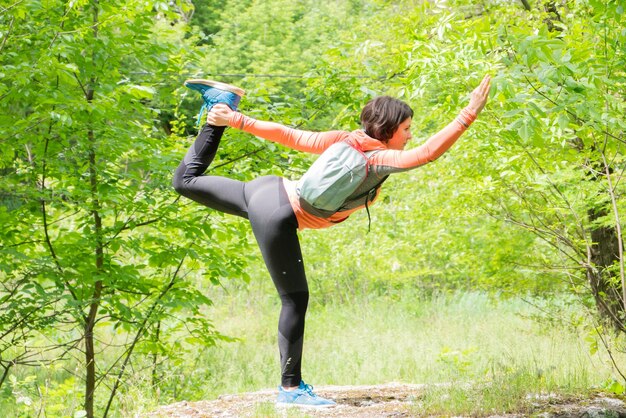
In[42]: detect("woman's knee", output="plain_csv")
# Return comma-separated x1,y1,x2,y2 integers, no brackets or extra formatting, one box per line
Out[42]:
172,163,190,195
280,291,309,316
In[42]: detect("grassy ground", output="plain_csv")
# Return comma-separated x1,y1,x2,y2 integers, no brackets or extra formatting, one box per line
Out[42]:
3,283,624,417
151,282,622,416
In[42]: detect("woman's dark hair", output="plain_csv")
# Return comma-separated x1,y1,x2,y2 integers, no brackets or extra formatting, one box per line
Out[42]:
360,96,414,142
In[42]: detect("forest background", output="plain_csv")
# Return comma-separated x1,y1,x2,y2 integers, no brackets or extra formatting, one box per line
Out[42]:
1,0,625,416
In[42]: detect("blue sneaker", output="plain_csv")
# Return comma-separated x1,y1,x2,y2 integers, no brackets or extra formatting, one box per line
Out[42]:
276,381,336,408
184,79,245,125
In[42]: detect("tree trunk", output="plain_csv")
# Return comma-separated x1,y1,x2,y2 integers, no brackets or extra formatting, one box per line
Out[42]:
152,320,161,392
83,3,102,416
85,124,104,418
588,206,625,332
584,147,625,332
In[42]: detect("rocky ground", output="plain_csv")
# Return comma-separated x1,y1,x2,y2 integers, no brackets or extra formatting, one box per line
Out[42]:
148,383,626,417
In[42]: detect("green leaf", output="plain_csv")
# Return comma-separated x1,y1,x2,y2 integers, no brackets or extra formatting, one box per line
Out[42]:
603,379,625,395
124,85,156,99
517,118,533,141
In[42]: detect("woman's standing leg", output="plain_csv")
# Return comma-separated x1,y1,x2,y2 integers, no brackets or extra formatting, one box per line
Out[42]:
173,125,309,387
244,177,335,407
244,177,308,387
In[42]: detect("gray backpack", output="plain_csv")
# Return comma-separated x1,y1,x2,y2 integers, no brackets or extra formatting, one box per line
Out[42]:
296,140,382,219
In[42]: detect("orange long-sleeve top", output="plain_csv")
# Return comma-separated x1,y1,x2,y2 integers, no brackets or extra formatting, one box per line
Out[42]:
228,108,477,230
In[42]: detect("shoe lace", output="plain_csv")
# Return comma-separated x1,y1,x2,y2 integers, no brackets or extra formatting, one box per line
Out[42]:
196,98,219,126
302,382,316,397
196,103,207,126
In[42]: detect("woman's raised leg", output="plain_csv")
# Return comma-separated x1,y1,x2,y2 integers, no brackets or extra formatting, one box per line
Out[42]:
173,79,249,217
173,124,249,218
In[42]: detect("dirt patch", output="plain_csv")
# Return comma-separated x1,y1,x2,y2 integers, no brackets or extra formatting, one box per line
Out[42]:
148,383,626,417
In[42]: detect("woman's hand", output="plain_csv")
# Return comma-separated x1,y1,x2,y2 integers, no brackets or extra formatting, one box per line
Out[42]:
467,74,491,115
206,103,234,126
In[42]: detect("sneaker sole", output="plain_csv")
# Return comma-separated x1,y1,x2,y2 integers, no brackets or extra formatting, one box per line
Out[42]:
275,401,336,409
184,79,245,97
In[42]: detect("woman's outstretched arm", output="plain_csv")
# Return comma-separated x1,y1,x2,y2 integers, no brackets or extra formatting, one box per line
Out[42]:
207,104,348,154
370,74,491,171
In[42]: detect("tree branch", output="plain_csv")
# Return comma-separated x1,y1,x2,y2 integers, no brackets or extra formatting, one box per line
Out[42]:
519,0,531,11
0,0,26,13
0,17,14,54
210,146,265,170
40,121,80,306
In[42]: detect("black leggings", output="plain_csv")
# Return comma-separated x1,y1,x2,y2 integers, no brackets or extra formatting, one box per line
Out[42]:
173,125,308,387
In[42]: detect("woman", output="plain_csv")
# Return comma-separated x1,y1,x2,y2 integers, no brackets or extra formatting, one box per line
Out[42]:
173,75,491,407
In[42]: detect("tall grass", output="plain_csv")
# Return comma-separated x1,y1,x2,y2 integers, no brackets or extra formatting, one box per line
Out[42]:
192,282,619,405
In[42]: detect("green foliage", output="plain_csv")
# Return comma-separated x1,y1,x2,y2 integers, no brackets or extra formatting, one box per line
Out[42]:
281,0,626,389
189,288,615,409
603,378,625,396
1,0,625,415
0,0,250,415
295,0,626,303
188,0,227,45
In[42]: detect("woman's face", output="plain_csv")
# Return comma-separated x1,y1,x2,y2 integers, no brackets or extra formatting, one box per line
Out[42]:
386,117,412,150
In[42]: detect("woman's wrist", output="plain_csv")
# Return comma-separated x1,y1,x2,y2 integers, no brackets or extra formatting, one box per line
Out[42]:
456,107,477,128
228,112,246,129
